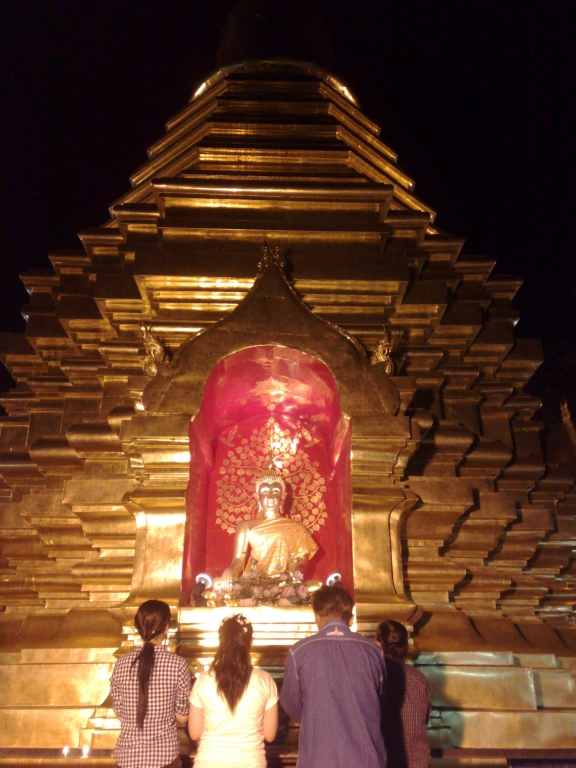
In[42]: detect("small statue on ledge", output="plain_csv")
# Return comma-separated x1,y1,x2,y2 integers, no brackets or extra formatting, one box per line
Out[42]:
212,463,319,601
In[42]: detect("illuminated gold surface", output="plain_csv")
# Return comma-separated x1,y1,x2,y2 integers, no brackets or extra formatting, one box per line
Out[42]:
0,663,112,707
180,604,316,626
127,505,187,605
178,605,318,677
0,708,96,748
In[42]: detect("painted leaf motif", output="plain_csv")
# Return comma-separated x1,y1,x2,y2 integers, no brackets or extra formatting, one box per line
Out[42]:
214,418,328,534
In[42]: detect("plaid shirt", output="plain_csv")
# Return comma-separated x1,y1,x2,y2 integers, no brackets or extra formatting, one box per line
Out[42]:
382,659,431,768
110,646,192,768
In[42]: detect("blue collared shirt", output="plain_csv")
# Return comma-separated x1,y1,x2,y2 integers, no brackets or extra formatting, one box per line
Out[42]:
280,618,386,768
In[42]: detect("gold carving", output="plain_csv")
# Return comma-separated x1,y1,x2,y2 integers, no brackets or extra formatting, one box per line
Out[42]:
561,399,576,446
215,419,327,534
371,324,394,375
140,323,169,377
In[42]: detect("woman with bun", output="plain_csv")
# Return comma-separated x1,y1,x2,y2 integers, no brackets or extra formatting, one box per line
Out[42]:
189,614,278,768
376,619,431,768
110,599,192,768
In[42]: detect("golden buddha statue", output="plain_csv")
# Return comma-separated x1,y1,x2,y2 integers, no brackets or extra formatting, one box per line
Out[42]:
218,464,318,588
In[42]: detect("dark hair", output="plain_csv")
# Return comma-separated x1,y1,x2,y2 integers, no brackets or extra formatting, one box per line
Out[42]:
312,584,354,623
132,599,171,728
376,619,409,660
212,614,253,714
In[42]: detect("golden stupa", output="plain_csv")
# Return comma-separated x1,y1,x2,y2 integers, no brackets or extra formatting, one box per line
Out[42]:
1,3,575,765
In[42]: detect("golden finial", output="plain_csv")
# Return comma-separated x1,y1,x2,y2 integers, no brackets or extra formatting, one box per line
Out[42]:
258,243,286,270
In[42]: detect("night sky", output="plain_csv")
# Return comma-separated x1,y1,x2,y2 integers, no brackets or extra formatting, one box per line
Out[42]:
3,1,576,420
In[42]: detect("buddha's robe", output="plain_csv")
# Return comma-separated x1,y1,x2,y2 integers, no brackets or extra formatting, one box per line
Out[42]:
247,516,318,577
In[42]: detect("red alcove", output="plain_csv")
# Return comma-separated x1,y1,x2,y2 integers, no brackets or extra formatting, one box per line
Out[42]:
181,345,353,603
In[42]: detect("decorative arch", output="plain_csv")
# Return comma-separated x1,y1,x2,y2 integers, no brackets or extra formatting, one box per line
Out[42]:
182,344,352,602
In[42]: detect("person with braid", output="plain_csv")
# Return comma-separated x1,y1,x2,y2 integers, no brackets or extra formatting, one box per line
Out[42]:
110,600,193,768
376,620,431,768
189,614,278,768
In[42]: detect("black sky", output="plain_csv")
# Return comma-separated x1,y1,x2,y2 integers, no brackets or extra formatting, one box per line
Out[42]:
2,0,576,419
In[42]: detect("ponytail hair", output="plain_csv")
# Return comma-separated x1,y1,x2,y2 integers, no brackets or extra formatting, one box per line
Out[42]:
376,619,409,660
132,599,171,728
212,614,253,714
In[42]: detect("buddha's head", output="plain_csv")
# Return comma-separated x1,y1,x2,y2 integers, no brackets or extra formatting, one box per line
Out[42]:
255,464,286,519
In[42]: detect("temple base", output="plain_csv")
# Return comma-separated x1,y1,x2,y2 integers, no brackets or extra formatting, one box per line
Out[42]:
2,608,576,759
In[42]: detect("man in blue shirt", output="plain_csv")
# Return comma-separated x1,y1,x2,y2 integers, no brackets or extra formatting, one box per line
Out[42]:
280,584,387,768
